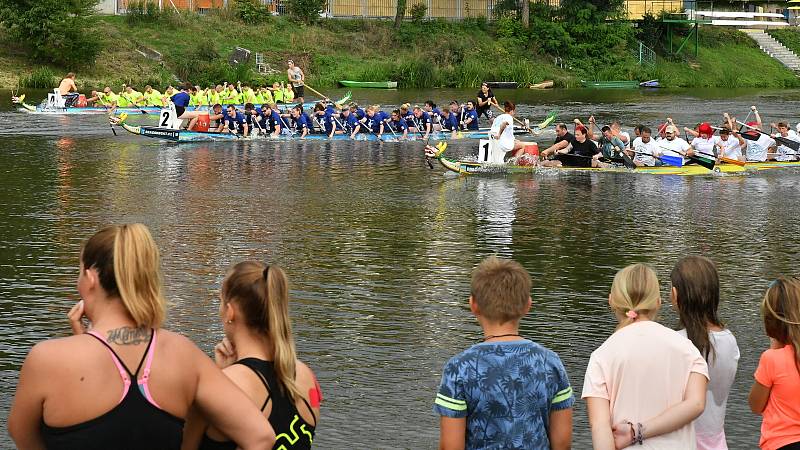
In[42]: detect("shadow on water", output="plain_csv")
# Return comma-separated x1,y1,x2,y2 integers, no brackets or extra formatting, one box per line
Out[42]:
2,88,800,447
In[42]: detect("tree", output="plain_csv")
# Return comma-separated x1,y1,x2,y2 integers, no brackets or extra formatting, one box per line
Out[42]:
394,0,407,28
287,0,326,23
0,0,102,68
521,0,528,28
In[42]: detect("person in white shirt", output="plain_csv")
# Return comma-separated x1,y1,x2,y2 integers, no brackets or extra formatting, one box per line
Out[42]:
659,124,692,162
739,108,775,162
715,127,746,161
686,123,717,160
630,126,660,167
770,121,800,161
670,256,739,450
488,101,526,161
611,121,630,149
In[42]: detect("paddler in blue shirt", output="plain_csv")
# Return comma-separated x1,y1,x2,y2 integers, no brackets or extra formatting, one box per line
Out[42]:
290,105,311,138
461,101,480,130
258,104,282,137
424,101,442,130
221,104,249,136
385,109,409,140
340,108,358,137
349,103,366,121
439,108,459,139
410,106,432,139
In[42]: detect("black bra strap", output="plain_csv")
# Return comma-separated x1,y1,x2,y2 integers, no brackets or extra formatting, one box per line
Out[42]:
86,333,135,378
235,360,272,411
86,330,154,379
300,397,318,427
131,329,155,377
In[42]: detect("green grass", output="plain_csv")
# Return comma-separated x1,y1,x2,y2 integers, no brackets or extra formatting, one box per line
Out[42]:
1,17,798,89
769,28,800,55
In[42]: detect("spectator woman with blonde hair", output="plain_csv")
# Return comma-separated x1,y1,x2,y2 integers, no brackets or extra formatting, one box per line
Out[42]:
583,263,709,449
8,224,274,450
183,261,321,450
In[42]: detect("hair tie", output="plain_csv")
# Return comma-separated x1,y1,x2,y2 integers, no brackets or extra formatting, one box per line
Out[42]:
263,265,270,280
625,310,638,319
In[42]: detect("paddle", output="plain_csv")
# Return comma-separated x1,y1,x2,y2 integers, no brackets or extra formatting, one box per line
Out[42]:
690,147,746,167
491,102,539,135
304,84,349,109
659,145,715,171
736,121,800,151
631,149,683,167
383,118,400,140
354,116,384,142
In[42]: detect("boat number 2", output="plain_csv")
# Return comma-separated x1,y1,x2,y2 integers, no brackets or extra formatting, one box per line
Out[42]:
161,111,171,127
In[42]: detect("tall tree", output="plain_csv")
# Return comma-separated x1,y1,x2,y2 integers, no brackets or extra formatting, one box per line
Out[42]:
521,0,529,28
394,0,407,28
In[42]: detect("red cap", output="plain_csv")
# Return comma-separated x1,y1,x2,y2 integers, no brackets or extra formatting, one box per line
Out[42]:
698,122,712,136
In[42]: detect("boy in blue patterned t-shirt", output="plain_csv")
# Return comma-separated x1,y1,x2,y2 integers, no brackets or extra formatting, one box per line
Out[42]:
434,256,574,450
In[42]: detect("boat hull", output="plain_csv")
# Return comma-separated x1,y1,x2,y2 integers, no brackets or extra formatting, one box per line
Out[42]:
433,156,800,176
581,80,640,89
117,122,522,143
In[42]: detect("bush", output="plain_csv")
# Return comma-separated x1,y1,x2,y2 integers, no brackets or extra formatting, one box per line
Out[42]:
409,2,427,23
235,0,271,25
19,67,58,88
0,0,102,68
126,0,160,25
287,0,326,24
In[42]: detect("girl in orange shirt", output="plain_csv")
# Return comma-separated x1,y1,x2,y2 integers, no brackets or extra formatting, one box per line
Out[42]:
749,277,800,450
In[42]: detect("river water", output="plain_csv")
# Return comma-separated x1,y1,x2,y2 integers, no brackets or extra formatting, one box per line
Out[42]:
2,87,800,448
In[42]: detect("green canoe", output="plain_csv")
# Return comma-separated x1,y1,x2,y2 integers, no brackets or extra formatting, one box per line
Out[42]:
580,80,639,89
339,80,398,89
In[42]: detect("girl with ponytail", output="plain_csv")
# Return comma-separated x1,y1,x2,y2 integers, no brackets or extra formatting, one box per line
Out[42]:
671,256,739,450
583,263,709,449
749,277,800,450
184,261,321,450
8,224,273,450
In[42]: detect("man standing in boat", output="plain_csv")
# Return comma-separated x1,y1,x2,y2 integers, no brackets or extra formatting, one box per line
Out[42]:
287,60,305,106
58,73,80,107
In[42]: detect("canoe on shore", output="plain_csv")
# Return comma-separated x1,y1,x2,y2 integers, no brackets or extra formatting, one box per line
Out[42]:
529,80,554,89
485,81,519,89
581,80,640,89
339,80,398,89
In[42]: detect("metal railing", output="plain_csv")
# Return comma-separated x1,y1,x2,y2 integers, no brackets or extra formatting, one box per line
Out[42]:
633,40,656,65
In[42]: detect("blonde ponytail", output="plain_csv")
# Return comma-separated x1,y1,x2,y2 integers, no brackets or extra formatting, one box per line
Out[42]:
113,224,166,328
81,224,166,329
222,261,301,401
609,264,661,329
265,266,301,402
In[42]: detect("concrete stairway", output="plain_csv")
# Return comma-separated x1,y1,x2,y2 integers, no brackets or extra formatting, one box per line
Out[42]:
742,29,800,73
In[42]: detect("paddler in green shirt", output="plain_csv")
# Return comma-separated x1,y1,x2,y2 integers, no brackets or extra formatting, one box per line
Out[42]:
92,87,118,109
116,86,130,107
222,83,239,105
143,85,163,106
208,85,222,106
122,86,145,107
190,86,208,107
271,82,284,104
240,84,257,105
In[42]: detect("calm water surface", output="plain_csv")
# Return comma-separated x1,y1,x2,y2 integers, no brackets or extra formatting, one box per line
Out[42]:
2,87,800,448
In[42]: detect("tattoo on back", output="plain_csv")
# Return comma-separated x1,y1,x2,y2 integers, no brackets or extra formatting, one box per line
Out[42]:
107,327,151,345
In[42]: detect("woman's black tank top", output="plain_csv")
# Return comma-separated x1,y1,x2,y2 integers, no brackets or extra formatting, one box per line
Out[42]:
199,357,317,450
40,330,184,450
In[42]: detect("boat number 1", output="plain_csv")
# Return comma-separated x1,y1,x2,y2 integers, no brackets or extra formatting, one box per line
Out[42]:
482,142,490,161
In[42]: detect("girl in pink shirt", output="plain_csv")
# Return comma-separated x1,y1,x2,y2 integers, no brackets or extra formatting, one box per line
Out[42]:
583,263,709,449
749,277,800,450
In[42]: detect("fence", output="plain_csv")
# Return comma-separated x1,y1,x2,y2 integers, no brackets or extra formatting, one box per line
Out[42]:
633,40,656,65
